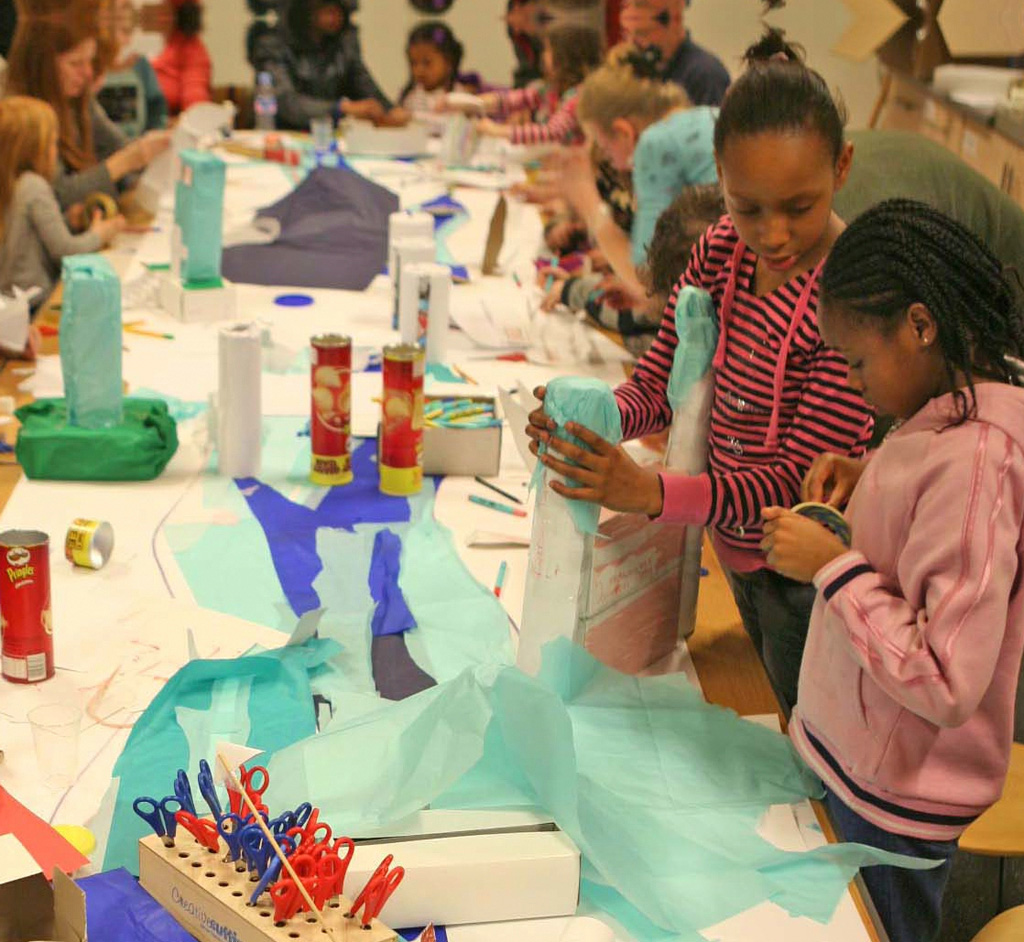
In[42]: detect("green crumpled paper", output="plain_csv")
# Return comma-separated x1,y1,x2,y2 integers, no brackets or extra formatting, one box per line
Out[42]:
531,376,624,535
666,287,718,410
265,638,939,939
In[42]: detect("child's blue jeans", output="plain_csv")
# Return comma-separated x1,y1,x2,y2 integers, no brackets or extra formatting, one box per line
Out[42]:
825,789,959,942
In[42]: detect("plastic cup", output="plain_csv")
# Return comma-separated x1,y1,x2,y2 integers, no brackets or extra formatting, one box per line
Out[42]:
28,703,81,789
310,116,334,152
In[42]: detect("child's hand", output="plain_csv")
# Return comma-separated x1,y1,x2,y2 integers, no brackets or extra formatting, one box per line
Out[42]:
594,275,644,311
760,507,849,582
526,384,553,440
801,453,866,507
541,276,569,311
90,210,126,245
65,202,88,233
529,420,664,517
341,98,386,123
131,129,172,169
476,117,511,139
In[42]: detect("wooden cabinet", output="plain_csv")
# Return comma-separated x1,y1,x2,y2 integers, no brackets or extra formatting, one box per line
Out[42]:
880,73,1024,209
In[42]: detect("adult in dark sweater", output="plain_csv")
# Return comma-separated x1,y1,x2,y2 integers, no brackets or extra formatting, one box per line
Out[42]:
620,0,729,106
259,0,405,130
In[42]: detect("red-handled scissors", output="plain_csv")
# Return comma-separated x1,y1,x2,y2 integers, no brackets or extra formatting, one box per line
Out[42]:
348,854,405,929
228,764,269,817
269,854,318,922
175,811,221,852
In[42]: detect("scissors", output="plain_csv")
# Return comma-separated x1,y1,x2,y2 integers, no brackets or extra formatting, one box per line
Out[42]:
312,841,353,908
247,834,297,907
348,854,404,929
292,802,313,830
269,853,319,923
228,763,269,817
216,812,248,864
133,796,183,846
197,759,222,819
173,769,197,816
175,810,221,852
240,825,275,878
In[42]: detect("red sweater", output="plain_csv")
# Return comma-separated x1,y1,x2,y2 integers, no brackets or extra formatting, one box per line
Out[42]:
615,216,873,571
153,34,212,114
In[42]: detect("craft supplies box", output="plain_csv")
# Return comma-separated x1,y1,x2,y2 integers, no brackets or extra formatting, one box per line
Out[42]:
349,809,581,927
138,834,396,942
422,395,502,477
0,834,86,942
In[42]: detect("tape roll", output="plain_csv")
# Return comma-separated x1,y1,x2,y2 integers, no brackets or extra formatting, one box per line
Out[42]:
64,519,114,569
83,192,119,220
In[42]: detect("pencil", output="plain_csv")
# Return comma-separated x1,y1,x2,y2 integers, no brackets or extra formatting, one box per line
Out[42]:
451,364,478,385
494,561,508,598
124,326,175,340
474,475,522,505
469,494,527,518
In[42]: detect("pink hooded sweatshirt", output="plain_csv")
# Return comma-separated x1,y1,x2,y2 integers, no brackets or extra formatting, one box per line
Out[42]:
790,382,1024,841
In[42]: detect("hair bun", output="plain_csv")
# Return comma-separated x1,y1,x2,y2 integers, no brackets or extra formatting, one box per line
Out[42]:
622,45,663,81
743,26,805,67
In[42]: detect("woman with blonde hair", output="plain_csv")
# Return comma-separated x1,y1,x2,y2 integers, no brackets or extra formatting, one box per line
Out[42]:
0,95,123,304
556,46,717,305
5,12,169,210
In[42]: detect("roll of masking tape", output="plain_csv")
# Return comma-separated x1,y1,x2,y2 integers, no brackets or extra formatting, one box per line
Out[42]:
83,191,118,220
64,519,114,570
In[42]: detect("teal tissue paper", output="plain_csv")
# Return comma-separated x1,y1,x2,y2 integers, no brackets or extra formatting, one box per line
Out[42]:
174,149,226,285
61,254,123,429
666,286,718,409
531,376,623,535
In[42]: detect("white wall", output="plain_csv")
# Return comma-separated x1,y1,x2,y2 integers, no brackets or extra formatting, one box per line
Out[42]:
687,0,882,129
196,0,879,127
196,0,516,98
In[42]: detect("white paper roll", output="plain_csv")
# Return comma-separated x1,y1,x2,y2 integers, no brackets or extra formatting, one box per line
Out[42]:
388,211,434,283
217,322,262,477
391,236,436,328
399,262,451,364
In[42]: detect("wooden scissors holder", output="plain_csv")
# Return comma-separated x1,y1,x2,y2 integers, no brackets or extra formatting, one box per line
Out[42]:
139,834,397,942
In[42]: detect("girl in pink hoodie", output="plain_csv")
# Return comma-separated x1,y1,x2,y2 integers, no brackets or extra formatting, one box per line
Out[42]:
762,198,1024,942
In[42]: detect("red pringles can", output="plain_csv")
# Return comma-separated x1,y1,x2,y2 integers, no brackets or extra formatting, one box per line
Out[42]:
379,344,425,496
0,530,54,684
310,334,354,486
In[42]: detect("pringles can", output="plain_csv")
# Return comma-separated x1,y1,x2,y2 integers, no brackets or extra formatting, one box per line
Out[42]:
0,530,54,684
310,334,353,486
379,344,424,496
65,519,115,570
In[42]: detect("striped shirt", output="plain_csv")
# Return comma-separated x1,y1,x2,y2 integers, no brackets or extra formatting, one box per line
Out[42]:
494,86,582,146
615,216,874,567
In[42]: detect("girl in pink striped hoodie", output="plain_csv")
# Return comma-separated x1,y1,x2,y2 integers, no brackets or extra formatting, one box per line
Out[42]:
763,199,1024,942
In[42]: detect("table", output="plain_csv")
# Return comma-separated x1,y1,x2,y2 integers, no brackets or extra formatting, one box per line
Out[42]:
0,142,882,942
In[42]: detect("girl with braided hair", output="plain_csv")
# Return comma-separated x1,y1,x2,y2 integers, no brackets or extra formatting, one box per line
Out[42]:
762,198,1024,942
528,28,872,715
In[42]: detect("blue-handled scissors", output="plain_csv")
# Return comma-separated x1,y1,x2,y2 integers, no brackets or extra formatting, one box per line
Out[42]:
292,802,313,829
217,812,249,864
173,769,197,816
247,834,297,907
197,758,222,819
133,796,183,847
240,825,273,878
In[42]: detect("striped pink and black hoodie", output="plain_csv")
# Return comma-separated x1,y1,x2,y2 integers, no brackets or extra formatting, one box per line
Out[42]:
492,86,582,146
614,215,874,571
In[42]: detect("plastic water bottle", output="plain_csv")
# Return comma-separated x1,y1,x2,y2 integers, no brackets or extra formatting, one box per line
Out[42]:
254,71,278,131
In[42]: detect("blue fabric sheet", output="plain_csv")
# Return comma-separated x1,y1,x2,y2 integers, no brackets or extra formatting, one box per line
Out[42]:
369,529,417,638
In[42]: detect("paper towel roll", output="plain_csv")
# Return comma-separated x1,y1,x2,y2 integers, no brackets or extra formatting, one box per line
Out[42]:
388,211,434,282
217,322,262,477
391,236,436,328
398,262,451,364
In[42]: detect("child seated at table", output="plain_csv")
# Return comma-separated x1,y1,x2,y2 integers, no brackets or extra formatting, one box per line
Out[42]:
544,183,724,358
557,45,719,309
398,21,482,117
449,24,603,146
0,97,124,306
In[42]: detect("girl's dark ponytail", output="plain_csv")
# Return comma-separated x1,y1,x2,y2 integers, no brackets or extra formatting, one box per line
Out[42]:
715,26,847,162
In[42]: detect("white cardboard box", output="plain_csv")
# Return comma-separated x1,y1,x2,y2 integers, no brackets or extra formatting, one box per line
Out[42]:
160,274,237,324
